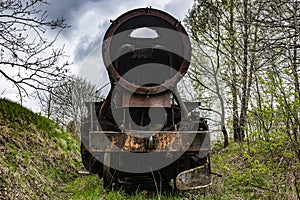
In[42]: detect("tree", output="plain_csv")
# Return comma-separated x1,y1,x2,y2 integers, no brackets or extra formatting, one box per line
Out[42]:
186,0,300,196
0,0,70,98
185,0,232,147
35,85,53,118
36,76,103,136
186,0,265,144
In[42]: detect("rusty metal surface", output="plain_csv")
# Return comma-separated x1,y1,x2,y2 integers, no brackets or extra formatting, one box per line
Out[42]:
176,164,211,190
102,7,191,95
122,92,171,107
89,130,210,153
81,8,211,190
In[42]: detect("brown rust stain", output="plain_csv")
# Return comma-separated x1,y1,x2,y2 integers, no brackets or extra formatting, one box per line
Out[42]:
109,132,177,152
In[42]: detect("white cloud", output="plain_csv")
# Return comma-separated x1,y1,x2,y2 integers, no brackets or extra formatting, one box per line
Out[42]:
164,0,194,20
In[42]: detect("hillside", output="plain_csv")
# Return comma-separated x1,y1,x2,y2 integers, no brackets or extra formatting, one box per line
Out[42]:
1,98,299,200
0,98,83,199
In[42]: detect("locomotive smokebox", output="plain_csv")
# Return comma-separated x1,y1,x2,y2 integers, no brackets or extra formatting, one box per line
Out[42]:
102,8,191,95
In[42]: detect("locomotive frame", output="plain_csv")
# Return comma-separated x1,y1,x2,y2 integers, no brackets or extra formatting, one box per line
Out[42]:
80,7,211,191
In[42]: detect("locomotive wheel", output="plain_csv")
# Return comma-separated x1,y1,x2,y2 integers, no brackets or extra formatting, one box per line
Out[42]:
103,153,118,190
80,143,103,176
81,122,103,176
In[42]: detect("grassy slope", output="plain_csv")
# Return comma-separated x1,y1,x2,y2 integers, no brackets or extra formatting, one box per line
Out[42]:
208,140,299,200
1,98,298,199
0,98,82,199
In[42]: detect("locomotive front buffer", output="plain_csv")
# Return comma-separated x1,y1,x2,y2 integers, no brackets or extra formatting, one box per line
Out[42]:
82,100,212,190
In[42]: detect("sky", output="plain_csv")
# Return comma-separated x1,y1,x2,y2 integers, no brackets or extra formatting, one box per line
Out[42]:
0,0,194,111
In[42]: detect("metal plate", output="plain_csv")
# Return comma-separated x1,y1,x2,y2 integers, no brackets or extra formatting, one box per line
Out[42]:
122,92,171,107
176,164,212,190
89,130,209,153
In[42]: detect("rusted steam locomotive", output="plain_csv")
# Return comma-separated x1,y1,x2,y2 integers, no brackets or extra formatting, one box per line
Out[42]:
81,8,211,191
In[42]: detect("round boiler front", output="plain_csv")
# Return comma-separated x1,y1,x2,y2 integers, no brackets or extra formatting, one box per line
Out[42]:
102,8,191,95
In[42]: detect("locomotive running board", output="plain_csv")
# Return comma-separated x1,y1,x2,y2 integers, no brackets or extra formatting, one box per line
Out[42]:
176,164,211,190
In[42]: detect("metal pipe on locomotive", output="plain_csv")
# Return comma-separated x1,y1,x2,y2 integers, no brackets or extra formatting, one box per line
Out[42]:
81,7,211,190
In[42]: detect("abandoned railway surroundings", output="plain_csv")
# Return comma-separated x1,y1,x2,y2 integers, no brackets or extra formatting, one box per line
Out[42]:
1,0,300,199
1,98,299,199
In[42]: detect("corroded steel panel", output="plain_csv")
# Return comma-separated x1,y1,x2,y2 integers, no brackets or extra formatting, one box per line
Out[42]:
122,92,171,107
89,131,210,153
102,7,191,95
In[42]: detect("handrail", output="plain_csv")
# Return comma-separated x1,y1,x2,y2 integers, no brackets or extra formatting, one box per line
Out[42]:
89,130,209,134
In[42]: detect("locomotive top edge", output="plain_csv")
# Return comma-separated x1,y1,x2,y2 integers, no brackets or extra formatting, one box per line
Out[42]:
81,7,212,191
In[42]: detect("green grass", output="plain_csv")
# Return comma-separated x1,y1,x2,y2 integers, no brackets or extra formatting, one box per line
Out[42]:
0,98,82,199
1,98,299,199
206,140,299,199
64,174,184,200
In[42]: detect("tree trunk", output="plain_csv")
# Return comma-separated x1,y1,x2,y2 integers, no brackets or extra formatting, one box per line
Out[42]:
222,125,229,147
229,0,241,142
215,15,229,148
237,0,250,142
